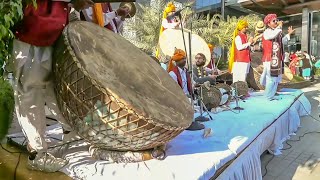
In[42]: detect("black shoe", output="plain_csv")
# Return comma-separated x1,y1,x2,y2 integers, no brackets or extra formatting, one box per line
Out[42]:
186,121,205,131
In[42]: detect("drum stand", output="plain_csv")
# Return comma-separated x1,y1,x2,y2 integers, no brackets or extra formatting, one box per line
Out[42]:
195,86,213,122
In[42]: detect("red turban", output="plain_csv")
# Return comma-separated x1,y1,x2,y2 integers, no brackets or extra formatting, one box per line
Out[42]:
264,14,277,25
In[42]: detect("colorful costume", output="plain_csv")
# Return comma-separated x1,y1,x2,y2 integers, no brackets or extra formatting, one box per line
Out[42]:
168,49,192,96
228,20,251,83
260,14,290,100
206,43,215,69
156,2,178,59
82,3,124,33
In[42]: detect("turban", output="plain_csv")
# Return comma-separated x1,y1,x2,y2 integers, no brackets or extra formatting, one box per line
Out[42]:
264,14,277,25
228,20,248,72
165,2,176,13
208,44,214,52
167,49,186,72
236,20,248,31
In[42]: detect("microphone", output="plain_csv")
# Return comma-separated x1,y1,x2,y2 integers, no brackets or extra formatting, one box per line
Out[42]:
167,6,190,19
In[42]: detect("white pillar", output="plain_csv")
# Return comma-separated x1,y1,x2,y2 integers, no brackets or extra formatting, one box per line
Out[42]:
301,8,310,52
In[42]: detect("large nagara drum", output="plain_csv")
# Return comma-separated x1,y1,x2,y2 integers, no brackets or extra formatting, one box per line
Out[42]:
158,28,211,66
53,21,193,151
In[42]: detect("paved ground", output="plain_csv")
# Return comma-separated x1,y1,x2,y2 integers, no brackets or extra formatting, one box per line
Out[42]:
261,79,320,180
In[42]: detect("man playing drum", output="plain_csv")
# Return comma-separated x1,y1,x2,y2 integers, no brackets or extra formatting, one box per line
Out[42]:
168,49,205,131
82,2,130,33
12,0,93,172
228,20,253,84
168,49,193,97
192,53,218,85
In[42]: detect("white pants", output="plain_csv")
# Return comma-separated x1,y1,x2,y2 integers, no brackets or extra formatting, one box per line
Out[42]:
232,62,250,83
12,40,72,153
260,61,282,100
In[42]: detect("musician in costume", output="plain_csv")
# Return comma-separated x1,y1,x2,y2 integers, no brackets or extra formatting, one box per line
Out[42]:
168,49,192,97
206,43,215,69
161,2,181,31
12,0,93,172
228,20,253,83
168,49,204,131
156,2,181,59
251,21,265,52
192,53,217,85
82,2,130,33
260,14,295,100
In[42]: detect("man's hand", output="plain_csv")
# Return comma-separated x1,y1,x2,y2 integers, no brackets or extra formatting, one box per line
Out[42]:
248,37,254,45
209,74,218,79
277,21,283,28
175,20,181,28
288,26,295,35
116,6,130,18
253,34,263,43
72,0,94,11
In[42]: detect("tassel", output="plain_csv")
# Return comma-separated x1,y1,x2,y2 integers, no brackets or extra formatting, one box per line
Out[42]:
93,3,104,27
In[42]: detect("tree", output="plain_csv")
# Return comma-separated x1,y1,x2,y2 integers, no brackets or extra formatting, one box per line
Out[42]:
124,0,261,59
189,13,261,48
123,0,194,55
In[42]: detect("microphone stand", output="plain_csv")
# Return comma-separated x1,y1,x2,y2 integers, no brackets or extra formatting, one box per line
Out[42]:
178,6,205,131
195,85,213,122
233,81,244,111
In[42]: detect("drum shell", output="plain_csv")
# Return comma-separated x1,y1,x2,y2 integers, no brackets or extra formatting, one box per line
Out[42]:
202,86,221,109
53,22,193,151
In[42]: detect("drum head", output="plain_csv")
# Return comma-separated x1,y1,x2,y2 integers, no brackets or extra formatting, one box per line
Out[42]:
218,88,229,105
215,83,232,101
159,28,211,66
65,21,192,128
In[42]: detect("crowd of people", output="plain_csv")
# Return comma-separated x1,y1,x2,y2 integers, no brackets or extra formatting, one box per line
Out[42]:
287,50,317,80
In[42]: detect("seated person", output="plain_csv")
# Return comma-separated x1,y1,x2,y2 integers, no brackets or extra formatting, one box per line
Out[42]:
192,53,218,85
168,49,193,97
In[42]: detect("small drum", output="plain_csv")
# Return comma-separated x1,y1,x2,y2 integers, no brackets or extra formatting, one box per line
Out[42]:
231,81,249,97
201,86,221,109
53,21,193,151
215,83,232,104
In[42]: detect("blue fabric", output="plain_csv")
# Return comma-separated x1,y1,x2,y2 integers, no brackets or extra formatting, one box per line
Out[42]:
315,60,320,68
302,68,311,77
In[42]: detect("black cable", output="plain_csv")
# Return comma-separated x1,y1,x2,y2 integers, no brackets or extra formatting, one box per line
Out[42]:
262,154,274,177
14,153,22,180
0,143,25,154
263,92,319,176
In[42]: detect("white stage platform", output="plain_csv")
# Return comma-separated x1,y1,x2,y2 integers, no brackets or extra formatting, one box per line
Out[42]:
8,89,311,180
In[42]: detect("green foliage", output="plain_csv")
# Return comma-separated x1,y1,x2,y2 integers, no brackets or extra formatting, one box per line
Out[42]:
124,1,261,56
0,0,37,76
291,75,305,82
124,0,167,54
124,0,195,54
0,78,14,140
189,14,261,48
